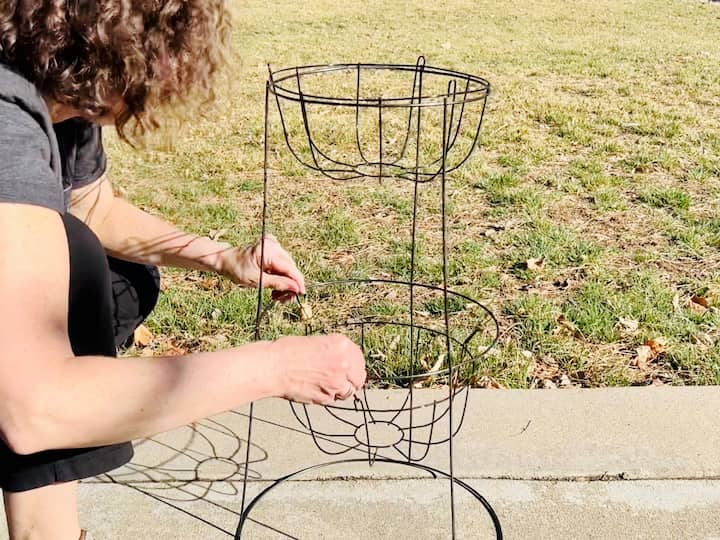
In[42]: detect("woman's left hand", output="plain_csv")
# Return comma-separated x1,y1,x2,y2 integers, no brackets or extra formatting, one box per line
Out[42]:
217,234,306,303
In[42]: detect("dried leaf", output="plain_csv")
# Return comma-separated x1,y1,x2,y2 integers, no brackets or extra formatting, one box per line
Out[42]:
672,292,681,312
618,317,640,333
477,376,505,389
133,325,153,347
208,228,228,241
645,338,667,356
199,277,219,290
429,353,446,373
531,356,561,382
554,314,583,338
330,251,356,266
559,374,573,388
691,295,711,309
687,297,707,314
542,379,557,389
633,345,653,371
211,308,222,321
526,257,545,271
163,345,187,357
299,302,313,321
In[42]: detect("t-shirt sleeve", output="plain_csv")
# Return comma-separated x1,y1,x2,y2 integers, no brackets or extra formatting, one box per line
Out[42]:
0,98,64,212
54,118,108,189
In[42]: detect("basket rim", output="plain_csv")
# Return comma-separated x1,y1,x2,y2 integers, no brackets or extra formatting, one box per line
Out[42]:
268,61,491,108
259,278,500,383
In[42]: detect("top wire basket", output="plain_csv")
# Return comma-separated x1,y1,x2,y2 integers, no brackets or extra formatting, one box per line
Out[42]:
268,56,491,182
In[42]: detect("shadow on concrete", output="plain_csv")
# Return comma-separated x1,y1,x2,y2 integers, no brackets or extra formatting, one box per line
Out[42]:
88,412,299,538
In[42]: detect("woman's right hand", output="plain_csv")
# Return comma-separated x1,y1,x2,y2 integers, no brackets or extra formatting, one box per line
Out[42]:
268,334,367,405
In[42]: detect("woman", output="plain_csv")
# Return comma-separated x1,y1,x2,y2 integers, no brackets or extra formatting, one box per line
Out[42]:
0,2,366,539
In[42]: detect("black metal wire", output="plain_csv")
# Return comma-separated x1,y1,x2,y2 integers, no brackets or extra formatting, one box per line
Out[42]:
255,279,499,381
241,57,500,539
235,458,503,539
269,58,490,181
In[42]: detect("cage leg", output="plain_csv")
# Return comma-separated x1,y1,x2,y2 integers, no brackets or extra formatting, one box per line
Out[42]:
440,96,457,539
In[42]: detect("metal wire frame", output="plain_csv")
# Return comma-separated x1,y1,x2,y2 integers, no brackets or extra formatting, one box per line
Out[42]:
254,279,499,383
238,58,500,539
235,459,503,540
268,56,490,182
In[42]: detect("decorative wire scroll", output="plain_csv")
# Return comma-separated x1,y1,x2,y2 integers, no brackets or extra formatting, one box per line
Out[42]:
238,57,502,539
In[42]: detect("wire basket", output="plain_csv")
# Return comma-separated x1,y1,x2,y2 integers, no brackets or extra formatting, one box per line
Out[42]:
256,279,499,463
268,56,490,181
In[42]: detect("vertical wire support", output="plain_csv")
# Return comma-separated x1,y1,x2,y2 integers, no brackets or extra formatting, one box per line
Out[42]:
355,64,370,166
407,62,424,462
241,80,273,522
378,98,383,182
440,96,456,539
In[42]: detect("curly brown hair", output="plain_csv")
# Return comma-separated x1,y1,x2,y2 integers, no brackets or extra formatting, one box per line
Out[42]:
0,0,230,138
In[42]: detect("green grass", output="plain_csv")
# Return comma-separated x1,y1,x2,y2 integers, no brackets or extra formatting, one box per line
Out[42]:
639,188,692,212
112,0,720,387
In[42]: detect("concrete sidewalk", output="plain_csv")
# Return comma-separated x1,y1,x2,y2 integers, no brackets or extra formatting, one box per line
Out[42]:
2,387,720,539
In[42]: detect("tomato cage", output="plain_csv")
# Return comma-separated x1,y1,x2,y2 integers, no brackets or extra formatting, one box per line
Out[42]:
236,57,501,539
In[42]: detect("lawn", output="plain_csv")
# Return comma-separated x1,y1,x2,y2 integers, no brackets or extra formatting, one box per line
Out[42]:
108,0,720,388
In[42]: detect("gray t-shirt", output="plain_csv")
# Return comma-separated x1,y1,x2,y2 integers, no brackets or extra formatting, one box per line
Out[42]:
0,63,67,213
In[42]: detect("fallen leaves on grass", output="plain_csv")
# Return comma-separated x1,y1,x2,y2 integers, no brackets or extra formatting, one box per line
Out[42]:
528,355,577,389
525,257,545,271
688,295,711,314
329,251,356,266
632,338,667,371
476,375,505,389
633,345,654,371
133,324,153,347
618,317,640,334
646,338,667,356
199,277,221,291
299,301,313,321
554,314,583,339
208,228,228,241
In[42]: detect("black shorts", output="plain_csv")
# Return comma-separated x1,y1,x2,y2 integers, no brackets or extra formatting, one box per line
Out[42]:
0,213,160,492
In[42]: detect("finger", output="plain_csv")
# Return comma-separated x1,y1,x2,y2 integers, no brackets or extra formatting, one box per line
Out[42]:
262,272,300,293
264,244,306,294
347,366,367,391
346,355,367,389
335,383,355,401
272,290,297,304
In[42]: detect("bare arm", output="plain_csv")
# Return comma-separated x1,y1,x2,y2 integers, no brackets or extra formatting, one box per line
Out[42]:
0,203,365,455
69,177,304,295
69,176,231,273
